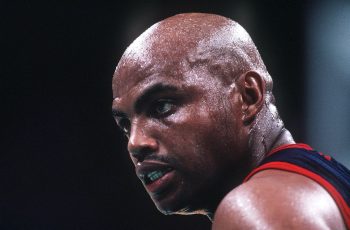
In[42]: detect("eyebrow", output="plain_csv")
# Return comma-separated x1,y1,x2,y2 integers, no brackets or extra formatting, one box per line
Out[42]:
112,83,178,118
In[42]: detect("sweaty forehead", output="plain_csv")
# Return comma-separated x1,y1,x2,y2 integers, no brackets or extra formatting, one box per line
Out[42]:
112,53,188,100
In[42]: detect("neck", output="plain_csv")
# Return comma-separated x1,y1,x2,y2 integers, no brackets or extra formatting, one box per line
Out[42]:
199,103,295,221
248,102,295,167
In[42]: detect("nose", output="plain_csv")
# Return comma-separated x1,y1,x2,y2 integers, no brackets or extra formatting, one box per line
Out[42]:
127,119,158,163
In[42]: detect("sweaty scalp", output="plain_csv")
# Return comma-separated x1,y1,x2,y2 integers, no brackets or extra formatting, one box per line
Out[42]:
114,13,272,92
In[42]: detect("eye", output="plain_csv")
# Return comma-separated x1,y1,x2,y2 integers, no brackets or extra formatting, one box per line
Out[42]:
117,118,131,136
151,99,176,117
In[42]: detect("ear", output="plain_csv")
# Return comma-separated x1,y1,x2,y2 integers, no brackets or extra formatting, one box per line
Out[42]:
239,71,266,125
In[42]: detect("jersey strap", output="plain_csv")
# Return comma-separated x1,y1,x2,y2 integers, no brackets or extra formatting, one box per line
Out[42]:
244,144,350,228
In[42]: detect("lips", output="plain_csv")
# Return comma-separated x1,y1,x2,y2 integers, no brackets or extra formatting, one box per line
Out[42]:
136,161,175,194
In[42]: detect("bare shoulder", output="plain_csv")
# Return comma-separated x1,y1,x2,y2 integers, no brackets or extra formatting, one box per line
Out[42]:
212,169,346,230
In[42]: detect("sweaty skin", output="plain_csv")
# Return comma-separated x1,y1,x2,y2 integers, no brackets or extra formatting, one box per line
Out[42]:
112,13,346,229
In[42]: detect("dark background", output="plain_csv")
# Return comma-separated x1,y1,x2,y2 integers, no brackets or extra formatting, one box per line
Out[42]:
2,1,308,229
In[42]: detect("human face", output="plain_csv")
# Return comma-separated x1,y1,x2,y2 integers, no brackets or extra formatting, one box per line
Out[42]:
112,57,249,215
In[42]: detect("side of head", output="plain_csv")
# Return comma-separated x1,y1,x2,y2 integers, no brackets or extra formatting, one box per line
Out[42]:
112,13,284,217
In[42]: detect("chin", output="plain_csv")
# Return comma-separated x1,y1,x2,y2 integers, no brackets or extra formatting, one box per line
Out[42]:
152,196,187,215
146,176,212,216
156,204,204,216
152,192,207,216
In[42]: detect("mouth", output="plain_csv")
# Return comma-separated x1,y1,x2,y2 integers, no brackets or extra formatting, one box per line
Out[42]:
136,161,175,194
139,167,173,185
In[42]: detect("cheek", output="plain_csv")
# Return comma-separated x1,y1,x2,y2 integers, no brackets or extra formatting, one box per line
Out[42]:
162,104,215,143
161,105,229,167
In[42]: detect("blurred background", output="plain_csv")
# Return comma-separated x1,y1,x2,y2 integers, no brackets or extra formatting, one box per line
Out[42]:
2,0,349,229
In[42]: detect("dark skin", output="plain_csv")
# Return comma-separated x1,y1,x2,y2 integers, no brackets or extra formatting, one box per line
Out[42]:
112,13,346,229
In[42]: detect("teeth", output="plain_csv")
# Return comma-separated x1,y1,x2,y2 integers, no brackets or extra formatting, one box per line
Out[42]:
147,171,164,182
144,168,172,183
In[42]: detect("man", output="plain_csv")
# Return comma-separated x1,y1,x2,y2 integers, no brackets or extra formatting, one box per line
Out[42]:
112,13,350,229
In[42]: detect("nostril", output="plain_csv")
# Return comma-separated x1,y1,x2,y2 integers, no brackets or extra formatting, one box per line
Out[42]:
130,146,155,162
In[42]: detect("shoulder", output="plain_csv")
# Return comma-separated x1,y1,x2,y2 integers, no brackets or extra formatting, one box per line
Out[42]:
212,169,346,230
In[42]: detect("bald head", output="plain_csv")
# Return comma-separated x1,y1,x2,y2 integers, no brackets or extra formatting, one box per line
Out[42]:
115,13,272,94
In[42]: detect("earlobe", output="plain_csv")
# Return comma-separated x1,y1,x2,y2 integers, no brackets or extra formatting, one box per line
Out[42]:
240,71,265,125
